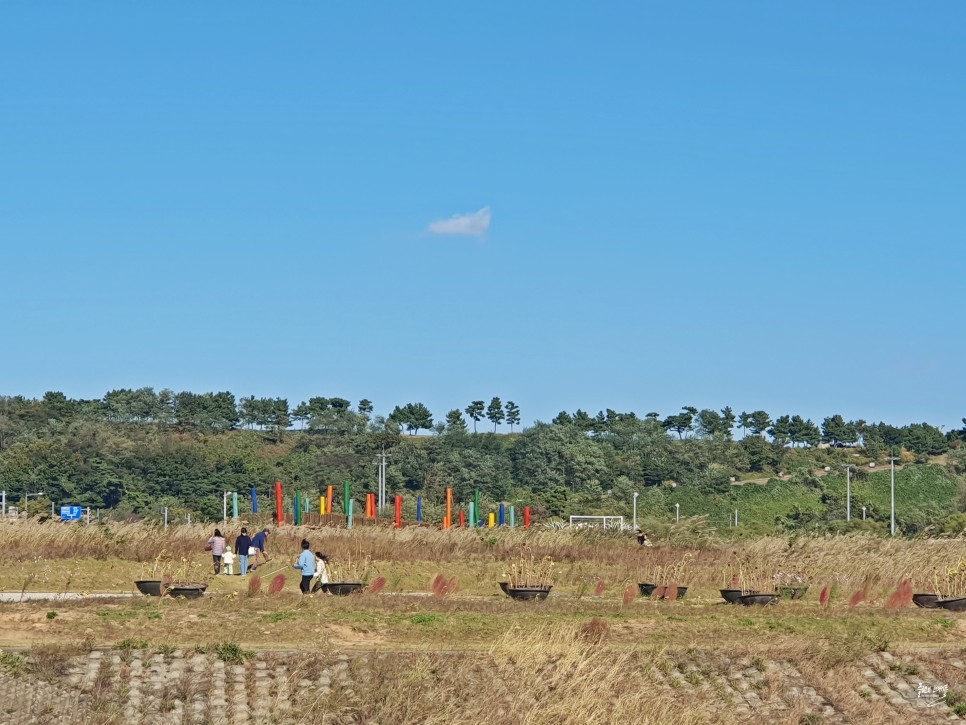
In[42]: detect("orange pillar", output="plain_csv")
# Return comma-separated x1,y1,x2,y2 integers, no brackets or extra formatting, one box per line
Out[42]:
394,495,402,528
445,488,453,529
326,485,334,516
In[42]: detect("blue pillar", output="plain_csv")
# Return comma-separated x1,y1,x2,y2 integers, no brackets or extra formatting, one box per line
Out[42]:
251,487,258,513
416,495,423,523
499,502,506,526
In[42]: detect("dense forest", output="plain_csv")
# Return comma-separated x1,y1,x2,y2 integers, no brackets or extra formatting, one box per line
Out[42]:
1,389,964,533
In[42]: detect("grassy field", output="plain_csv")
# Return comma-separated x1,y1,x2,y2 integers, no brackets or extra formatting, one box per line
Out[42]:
1,520,966,722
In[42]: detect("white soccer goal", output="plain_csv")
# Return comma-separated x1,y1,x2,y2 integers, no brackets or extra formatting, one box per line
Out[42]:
568,515,625,530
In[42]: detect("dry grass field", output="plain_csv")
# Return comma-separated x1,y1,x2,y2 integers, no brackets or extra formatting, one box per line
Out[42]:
0,519,965,723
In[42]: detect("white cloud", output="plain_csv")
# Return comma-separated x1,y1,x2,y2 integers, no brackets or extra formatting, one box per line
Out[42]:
427,207,491,237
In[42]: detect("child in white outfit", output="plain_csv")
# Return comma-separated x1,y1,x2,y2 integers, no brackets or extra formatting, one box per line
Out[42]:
222,545,235,575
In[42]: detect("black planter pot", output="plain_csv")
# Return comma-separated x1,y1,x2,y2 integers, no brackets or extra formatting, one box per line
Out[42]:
505,586,551,601
167,584,207,599
737,593,778,606
321,582,364,596
721,589,758,604
638,582,657,597
134,580,169,597
658,585,688,600
777,586,809,600
936,597,966,612
499,582,510,595
912,593,940,609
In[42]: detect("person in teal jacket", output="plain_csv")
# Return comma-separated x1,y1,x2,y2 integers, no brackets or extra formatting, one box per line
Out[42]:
293,539,316,594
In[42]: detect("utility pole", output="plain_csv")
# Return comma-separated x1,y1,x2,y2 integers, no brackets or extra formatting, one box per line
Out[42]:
843,465,853,522
890,451,897,536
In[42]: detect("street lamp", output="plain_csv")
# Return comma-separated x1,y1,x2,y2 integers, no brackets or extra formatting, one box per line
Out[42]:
632,492,639,531
842,465,853,522
23,492,44,518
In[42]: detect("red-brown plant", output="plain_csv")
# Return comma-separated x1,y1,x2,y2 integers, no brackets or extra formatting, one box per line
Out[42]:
268,573,285,595
247,574,262,596
594,580,606,596
431,574,459,597
884,579,914,610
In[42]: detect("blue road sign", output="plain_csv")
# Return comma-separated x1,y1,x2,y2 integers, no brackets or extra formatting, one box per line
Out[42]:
60,506,82,521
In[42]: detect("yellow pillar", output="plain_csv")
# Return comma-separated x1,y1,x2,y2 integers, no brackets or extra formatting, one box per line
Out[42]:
320,496,326,515
488,512,496,528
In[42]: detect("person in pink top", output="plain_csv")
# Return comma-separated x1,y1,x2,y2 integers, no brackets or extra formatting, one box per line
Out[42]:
207,529,227,575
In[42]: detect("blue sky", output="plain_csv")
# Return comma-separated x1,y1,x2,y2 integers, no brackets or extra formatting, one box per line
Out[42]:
2,2,964,430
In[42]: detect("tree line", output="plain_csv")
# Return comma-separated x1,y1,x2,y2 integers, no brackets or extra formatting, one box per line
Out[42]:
0,389,961,526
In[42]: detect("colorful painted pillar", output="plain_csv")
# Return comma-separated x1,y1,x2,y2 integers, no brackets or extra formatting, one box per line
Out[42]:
524,506,531,528
320,496,326,515
416,495,423,523
509,505,515,528
326,485,334,516
232,492,239,520
347,499,354,529
294,492,301,525
488,512,496,528
498,502,506,526
445,488,453,529
251,486,258,514
468,502,475,528
394,495,402,528
343,480,351,514
275,481,283,525
458,510,466,527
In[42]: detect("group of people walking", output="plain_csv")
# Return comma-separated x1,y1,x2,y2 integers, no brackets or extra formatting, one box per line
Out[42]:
206,528,330,594
206,527,271,575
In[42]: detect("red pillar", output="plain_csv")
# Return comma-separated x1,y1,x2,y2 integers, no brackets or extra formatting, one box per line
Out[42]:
524,506,531,528
394,495,402,528
275,481,284,525
458,510,466,527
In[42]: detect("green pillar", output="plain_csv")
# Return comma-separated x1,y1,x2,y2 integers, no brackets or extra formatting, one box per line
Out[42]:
343,480,351,514
468,502,475,528
509,505,515,528
475,489,480,527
